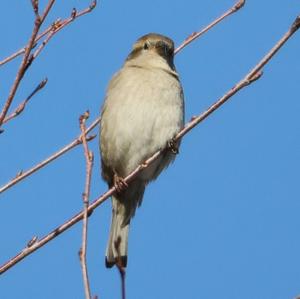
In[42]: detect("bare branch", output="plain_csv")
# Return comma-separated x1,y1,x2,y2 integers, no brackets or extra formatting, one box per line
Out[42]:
78,111,94,299
0,0,97,128
0,117,100,195
3,78,47,125
31,0,39,16
27,236,38,248
176,13,300,140
40,0,56,22
175,0,245,54
0,0,55,127
0,1,97,67
1,13,298,275
31,2,97,62
0,27,50,67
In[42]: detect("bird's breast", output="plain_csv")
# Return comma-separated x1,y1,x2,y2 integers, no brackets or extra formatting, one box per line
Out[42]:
100,66,184,179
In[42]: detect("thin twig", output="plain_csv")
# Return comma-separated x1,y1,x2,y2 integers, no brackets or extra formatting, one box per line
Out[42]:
79,111,94,299
31,1,97,61
2,5,94,127
0,1,96,67
0,0,55,127
0,0,97,128
3,78,48,124
175,15,300,140
175,0,245,54
31,0,39,16
0,117,100,194
1,14,299,275
0,26,50,67
40,0,56,23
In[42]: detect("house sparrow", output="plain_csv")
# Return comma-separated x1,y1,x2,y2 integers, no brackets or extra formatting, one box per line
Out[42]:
100,33,184,268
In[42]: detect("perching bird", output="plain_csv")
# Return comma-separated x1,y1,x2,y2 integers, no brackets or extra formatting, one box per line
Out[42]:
100,33,184,268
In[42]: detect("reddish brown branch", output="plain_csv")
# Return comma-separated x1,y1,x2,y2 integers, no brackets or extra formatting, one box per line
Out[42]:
0,1,96,67
0,0,55,127
175,0,245,54
79,111,94,299
2,78,47,125
31,0,39,16
32,2,97,61
1,13,299,275
176,15,300,140
0,26,50,67
0,117,100,194
0,0,97,128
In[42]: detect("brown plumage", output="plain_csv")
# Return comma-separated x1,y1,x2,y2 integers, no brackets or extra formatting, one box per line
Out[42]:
100,33,184,268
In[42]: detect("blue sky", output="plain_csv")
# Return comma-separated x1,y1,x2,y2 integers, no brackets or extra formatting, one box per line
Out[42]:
1,1,300,298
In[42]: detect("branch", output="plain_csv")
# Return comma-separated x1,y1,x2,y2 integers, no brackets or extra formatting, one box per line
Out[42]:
0,1,97,67
79,111,94,299
0,117,100,195
2,78,47,125
0,0,97,128
175,15,300,140
31,0,39,16
0,26,51,67
175,0,245,54
0,23,57,67
1,13,299,275
31,1,97,62
0,0,55,127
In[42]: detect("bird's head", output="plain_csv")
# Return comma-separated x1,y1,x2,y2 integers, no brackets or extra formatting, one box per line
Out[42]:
125,33,175,71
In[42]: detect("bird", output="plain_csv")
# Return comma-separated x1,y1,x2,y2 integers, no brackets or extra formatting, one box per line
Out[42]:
99,33,184,268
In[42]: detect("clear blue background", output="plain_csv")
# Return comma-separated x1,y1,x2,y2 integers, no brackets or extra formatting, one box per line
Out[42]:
1,1,300,298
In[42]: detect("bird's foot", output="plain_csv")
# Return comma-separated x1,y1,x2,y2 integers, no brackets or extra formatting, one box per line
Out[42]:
167,138,179,154
113,173,128,193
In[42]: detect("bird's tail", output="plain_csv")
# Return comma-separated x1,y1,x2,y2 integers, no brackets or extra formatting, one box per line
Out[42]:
105,197,129,268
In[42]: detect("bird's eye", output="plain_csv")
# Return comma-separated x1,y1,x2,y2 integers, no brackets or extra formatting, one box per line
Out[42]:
143,43,149,50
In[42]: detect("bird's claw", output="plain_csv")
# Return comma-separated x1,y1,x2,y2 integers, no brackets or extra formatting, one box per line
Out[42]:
113,173,128,193
167,138,179,154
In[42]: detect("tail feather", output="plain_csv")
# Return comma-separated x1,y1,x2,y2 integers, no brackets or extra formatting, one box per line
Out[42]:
105,197,129,268
105,182,145,268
